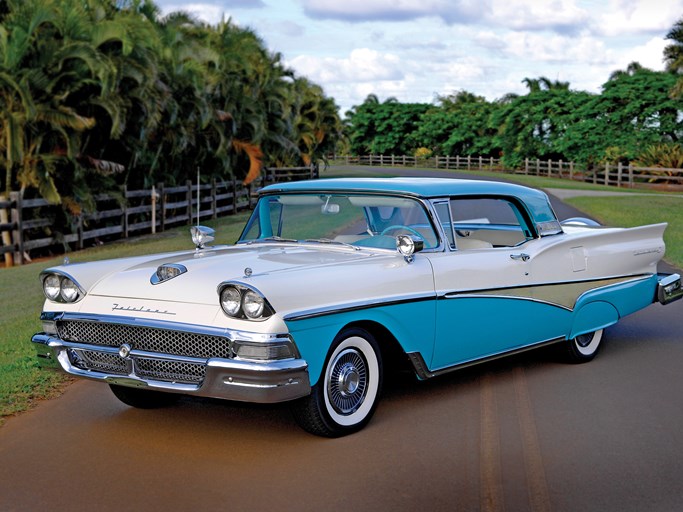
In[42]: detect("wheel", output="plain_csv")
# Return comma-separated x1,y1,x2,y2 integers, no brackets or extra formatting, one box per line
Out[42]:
380,225,423,238
109,384,180,409
292,328,383,437
564,329,603,363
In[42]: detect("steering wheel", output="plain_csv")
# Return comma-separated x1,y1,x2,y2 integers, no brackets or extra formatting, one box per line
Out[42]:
380,225,423,239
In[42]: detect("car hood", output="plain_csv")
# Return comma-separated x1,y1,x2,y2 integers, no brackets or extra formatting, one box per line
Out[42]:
87,243,381,305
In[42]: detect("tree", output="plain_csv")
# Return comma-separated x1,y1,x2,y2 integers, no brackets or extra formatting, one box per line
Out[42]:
558,68,682,167
664,16,683,97
412,90,500,156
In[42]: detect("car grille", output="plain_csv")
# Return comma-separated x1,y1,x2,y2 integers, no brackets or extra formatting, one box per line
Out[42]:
58,320,232,385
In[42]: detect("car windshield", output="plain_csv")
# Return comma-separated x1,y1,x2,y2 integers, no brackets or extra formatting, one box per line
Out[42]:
239,193,439,250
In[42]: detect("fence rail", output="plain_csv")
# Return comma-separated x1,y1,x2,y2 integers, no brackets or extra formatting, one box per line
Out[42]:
330,154,683,189
1,165,317,266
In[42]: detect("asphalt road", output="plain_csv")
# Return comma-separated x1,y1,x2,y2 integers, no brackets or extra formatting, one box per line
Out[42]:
2,168,682,512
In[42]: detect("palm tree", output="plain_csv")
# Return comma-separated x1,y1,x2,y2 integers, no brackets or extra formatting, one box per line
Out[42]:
664,17,683,97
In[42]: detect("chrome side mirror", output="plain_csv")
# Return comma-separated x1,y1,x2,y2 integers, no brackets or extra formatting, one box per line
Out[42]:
396,235,424,263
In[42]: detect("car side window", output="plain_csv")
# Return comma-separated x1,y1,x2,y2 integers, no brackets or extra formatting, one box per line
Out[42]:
448,197,532,249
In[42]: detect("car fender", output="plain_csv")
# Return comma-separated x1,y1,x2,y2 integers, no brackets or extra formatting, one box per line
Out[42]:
569,301,619,339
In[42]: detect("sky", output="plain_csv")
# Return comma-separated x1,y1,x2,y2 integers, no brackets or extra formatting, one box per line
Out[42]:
154,0,683,114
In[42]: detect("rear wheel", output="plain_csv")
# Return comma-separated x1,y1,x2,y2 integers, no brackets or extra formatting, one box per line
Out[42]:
109,384,180,409
292,328,383,437
564,329,603,363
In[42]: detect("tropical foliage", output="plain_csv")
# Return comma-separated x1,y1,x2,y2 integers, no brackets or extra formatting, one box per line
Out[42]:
344,16,683,171
0,0,343,212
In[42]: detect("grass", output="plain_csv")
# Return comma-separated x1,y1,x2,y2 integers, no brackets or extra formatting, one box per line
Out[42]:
0,212,250,426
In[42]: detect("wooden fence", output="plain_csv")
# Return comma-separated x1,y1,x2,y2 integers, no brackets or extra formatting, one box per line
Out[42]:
1,165,317,266
330,154,683,189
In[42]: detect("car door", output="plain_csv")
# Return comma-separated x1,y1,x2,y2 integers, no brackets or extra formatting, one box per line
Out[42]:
426,198,568,371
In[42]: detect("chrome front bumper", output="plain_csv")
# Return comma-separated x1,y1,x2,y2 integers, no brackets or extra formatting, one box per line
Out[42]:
657,273,683,305
32,331,311,404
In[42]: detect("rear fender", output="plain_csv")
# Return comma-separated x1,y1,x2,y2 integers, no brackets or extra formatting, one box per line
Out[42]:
569,301,619,339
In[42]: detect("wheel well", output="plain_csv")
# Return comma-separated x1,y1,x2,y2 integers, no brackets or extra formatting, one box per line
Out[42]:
342,320,413,374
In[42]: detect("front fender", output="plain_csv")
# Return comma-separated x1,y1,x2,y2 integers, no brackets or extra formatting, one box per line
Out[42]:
285,299,437,386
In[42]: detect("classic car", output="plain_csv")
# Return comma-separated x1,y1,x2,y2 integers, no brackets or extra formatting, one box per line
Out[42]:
32,177,682,437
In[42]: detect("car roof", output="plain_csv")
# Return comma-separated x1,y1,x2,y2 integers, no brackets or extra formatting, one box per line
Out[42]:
260,177,560,229
261,177,539,198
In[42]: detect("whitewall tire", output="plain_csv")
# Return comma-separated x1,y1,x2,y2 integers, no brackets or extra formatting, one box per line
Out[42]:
292,328,383,437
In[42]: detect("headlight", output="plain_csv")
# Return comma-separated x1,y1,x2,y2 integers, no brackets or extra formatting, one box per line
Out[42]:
220,286,242,316
43,274,61,301
41,272,85,303
218,283,274,320
243,290,265,319
60,279,80,302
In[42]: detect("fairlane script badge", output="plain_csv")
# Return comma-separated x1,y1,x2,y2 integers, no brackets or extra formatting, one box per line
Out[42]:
112,303,176,315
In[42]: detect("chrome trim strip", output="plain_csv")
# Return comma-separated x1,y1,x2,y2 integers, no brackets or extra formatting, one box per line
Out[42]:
283,292,436,321
407,336,565,380
40,312,291,344
440,274,653,311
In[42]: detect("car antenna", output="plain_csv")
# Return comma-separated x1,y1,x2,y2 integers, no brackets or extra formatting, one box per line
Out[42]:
196,166,200,227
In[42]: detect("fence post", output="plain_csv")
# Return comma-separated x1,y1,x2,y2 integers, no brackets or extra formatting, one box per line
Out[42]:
524,158,529,175
186,180,192,224
628,164,634,188
77,214,84,250
159,183,166,231
231,176,237,214
10,192,22,265
212,178,217,219
617,162,623,188
0,195,13,267
122,185,129,238
151,185,157,234
569,161,574,180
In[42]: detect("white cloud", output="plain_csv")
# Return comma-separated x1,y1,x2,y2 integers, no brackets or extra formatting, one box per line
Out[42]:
301,0,485,24
479,31,613,65
487,0,589,33
597,0,683,36
288,48,404,83
614,36,668,70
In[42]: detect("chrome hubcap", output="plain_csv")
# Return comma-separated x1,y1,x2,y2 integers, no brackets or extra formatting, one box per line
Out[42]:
576,333,592,347
328,348,367,415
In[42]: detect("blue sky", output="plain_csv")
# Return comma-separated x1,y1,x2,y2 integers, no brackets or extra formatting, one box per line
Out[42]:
154,0,683,114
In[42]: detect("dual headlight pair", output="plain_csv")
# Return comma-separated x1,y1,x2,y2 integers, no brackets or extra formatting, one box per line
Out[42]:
41,272,84,303
219,284,274,320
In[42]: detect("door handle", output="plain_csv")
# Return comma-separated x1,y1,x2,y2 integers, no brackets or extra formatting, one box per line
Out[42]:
510,253,530,262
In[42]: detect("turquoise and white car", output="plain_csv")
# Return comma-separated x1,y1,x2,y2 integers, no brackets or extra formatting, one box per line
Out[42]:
32,178,682,437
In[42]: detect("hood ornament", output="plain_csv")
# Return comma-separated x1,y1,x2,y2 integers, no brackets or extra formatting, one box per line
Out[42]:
244,267,253,278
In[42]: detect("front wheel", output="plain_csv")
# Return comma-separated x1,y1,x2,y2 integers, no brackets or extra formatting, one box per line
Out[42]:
292,328,383,437
564,329,604,363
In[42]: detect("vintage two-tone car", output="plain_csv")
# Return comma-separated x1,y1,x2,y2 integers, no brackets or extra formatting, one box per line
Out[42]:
32,178,682,436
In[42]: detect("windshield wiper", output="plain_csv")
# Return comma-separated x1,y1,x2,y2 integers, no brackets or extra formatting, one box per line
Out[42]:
304,238,361,251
